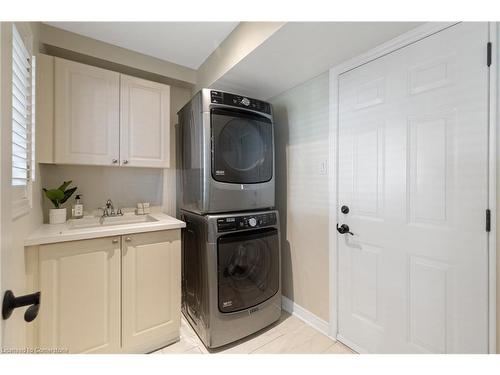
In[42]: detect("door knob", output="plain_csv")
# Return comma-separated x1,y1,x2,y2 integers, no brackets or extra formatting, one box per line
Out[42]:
125,237,132,242
123,160,129,164
112,159,118,164
336,223,354,236
2,290,41,322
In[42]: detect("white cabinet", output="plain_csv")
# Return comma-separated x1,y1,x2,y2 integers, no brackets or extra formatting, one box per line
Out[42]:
38,237,121,354
121,230,181,353
120,75,171,168
51,57,171,168
54,58,120,166
31,229,181,353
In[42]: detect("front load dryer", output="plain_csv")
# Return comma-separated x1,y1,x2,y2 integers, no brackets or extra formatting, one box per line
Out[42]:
178,89,275,214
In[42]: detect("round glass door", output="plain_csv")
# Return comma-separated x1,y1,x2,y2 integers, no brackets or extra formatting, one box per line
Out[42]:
217,228,279,313
211,108,273,184
219,119,266,172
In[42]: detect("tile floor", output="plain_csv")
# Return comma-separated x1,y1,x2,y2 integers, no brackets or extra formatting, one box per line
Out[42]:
153,312,356,354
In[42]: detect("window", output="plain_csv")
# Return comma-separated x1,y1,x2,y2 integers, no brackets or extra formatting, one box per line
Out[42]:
11,24,34,218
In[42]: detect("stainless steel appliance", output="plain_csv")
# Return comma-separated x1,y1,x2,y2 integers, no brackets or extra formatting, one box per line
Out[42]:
178,89,275,214
181,209,281,349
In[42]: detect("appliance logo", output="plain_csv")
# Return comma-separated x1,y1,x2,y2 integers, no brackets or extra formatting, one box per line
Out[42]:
216,170,225,176
222,301,233,308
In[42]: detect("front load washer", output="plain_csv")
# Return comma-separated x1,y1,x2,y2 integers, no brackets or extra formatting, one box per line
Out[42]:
181,209,281,349
178,89,275,214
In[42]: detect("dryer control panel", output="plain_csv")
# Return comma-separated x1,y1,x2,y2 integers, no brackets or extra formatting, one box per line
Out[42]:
210,90,271,114
217,212,277,232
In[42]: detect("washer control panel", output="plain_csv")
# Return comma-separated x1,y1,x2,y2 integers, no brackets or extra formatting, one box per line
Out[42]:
217,212,277,232
210,90,271,114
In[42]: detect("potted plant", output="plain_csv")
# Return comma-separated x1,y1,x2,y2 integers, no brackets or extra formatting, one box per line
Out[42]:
43,181,78,224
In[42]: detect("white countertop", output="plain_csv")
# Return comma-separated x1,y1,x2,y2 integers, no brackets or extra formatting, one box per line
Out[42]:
25,212,186,246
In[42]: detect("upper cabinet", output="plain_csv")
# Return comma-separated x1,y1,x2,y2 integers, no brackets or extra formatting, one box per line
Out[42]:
120,75,170,168
41,56,172,168
55,58,120,166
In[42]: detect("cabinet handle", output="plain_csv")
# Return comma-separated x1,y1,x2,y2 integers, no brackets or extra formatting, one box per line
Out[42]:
123,160,129,165
125,237,132,242
112,159,118,164
112,238,119,244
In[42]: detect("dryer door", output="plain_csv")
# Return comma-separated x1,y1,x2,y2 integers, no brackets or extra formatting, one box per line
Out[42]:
211,108,273,184
217,228,279,313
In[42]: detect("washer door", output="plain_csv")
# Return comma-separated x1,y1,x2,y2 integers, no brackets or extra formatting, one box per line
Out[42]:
211,108,273,184
217,228,279,313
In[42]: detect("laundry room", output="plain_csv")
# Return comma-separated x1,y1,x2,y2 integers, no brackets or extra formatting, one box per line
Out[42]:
1,1,500,374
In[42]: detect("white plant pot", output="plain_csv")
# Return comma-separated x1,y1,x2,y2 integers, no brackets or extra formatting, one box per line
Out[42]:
49,208,67,224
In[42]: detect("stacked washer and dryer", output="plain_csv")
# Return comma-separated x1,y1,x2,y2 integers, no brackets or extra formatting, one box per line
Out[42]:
178,89,281,349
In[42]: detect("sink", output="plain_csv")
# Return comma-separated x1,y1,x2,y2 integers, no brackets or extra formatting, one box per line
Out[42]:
68,214,158,230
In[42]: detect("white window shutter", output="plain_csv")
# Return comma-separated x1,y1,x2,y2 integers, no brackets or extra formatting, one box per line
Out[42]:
11,24,34,218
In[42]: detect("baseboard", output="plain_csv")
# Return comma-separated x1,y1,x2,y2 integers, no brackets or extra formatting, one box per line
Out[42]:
281,295,332,338
336,334,368,354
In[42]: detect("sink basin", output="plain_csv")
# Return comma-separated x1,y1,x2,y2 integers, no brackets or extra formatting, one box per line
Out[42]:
68,214,158,230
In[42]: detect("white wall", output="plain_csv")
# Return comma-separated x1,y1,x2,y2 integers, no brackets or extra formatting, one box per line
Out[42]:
270,71,330,322
39,165,163,220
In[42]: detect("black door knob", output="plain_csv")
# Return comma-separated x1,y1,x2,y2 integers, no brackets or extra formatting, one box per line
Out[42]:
336,223,354,235
2,290,41,322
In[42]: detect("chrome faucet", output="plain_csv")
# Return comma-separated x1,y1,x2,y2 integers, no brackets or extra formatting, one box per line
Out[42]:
105,199,115,216
98,199,123,222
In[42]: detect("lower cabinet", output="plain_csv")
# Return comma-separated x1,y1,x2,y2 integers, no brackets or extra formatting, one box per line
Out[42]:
121,231,181,353
31,229,181,354
38,237,121,354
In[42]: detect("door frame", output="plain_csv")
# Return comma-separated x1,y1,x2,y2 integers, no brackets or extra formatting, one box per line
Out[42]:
328,21,497,353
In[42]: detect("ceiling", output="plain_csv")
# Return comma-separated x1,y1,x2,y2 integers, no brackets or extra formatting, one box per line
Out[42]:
44,22,239,69
44,22,425,99
213,22,424,99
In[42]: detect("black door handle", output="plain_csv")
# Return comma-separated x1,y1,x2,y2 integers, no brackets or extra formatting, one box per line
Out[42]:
2,290,41,322
336,223,354,236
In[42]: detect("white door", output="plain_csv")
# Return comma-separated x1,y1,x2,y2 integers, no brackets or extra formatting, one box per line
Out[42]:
337,23,490,353
54,57,120,166
120,74,171,168
38,237,121,353
121,230,181,353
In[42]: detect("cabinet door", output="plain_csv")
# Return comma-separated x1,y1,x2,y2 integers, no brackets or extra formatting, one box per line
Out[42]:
38,237,121,354
122,230,181,353
120,75,171,168
54,57,120,166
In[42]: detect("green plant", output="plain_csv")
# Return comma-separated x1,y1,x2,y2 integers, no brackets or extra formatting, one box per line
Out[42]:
43,180,77,209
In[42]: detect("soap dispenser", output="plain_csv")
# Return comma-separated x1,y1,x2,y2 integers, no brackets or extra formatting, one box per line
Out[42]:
72,194,84,219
